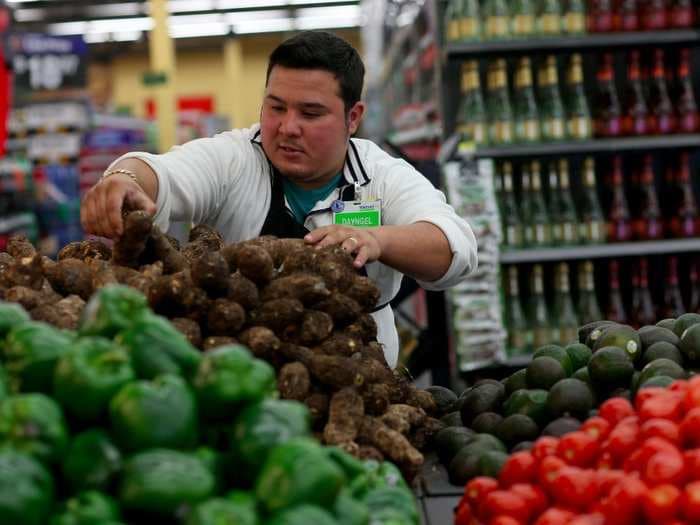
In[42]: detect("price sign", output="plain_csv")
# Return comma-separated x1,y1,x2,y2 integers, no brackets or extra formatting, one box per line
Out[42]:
5,33,87,93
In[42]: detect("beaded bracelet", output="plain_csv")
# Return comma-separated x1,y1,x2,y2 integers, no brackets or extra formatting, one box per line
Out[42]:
101,168,139,184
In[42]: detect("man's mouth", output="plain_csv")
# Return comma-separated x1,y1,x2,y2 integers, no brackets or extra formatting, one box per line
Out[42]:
279,144,303,154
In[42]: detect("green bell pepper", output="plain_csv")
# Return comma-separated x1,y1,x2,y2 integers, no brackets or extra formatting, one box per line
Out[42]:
50,491,121,525
333,489,369,525
109,374,198,451
362,487,419,525
185,497,259,525
193,345,276,421
62,429,122,492
0,449,54,525
231,399,310,477
326,448,369,483
0,301,30,338
79,284,148,338
118,448,215,517
0,393,68,464
117,312,202,380
255,438,346,514
4,321,74,393
0,365,8,402
348,461,409,500
265,505,339,525
53,337,135,422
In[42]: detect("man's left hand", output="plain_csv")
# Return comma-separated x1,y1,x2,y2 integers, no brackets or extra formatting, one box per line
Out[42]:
304,226,382,269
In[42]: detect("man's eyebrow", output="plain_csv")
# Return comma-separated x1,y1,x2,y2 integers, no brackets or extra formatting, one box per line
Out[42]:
265,94,286,104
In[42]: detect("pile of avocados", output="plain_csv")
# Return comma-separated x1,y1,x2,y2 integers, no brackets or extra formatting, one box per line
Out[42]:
426,313,700,486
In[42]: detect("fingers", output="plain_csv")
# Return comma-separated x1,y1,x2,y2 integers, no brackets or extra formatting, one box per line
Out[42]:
125,188,157,216
304,227,330,244
354,245,370,268
341,235,360,254
81,179,148,239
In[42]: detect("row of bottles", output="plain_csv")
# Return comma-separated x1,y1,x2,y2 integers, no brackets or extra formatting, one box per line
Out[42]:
589,0,695,32
504,255,700,355
458,54,592,145
595,48,699,137
444,0,587,42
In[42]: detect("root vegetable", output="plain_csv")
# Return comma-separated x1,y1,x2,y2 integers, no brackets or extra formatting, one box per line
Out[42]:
146,226,187,273
323,387,364,445
5,285,60,310
6,254,45,290
345,276,381,313
405,386,438,415
171,317,202,348
358,416,423,469
345,314,378,343
318,334,363,357
304,392,330,427
188,224,223,250
111,211,152,267
207,298,245,336
31,294,85,330
226,273,259,310
191,252,229,297
360,383,391,415
314,294,362,327
43,258,93,299
261,274,330,306
202,336,237,350
299,311,333,346
252,298,304,334
57,240,111,262
238,326,281,360
236,245,274,284
357,446,384,462
6,234,37,258
278,362,311,401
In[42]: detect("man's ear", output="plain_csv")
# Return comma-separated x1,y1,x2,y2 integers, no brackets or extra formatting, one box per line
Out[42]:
347,101,366,136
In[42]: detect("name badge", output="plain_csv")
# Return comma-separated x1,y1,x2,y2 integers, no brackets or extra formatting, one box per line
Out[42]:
333,200,382,228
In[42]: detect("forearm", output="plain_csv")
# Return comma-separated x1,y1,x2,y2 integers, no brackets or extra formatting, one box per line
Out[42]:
109,158,159,202
372,222,452,282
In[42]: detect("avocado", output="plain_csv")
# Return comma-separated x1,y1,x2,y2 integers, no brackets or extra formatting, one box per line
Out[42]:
503,369,528,397
526,356,567,390
542,416,581,437
425,386,459,416
495,414,540,449
642,341,684,367
656,318,677,331
639,375,675,389
470,433,507,452
478,450,509,478
637,358,687,389
578,320,618,345
440,411,464,428
588,346,635,391
584,321,620,348
512,441,534,452
638,325,680,350
435,426,475,465
630,370,641,392
502,389,549,426
572,366,593,387
448,447,483,485
565,343,593,371
459,383,505,426
547,378,594,420
474,378,505,389
471,412,504,435
674,313,700,338
608,388,632,401
593,325,642,362
533,345,574,375
680,323,700,363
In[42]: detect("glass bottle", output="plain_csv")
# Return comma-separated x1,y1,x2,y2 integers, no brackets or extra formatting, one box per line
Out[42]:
590,0,615,31
579,157,607,244
513,57,542,143
644,0,669,29
564,0,587,34
529,264,554,348
504,265,531,356
538,0,563,36
634,155,664,240
500,161,525,248
444,0,463,43
669,152,700,238
620,0,640,30
549,159,579,245
608,156,633,242
577,260,603,325
622,50,651,136
606,260,629,324
523,161,552,247
677,48,699,134
565,54,593,140
672,0,695,27
595,53,623,137
649,49,677,135
553,262,579,345
539,55,567,141
662,256,686,318
511,0,537,38
460,0,482,40
630,258,657,328
486,59,514,144
689,260,700,313
483,0,511,39
456,60,488,145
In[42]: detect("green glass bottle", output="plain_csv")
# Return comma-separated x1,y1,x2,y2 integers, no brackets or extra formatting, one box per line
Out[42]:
460,0,482,41
483,0,511,40
523,161,552,247
578,157,607,244
564,0,587,34
514,57,542,143
487,59,514,144
504,265,531,356
511,0,537,38
539,56,567,141
565,54,593,140
456,60,488,145
577,260,603,325
549,159,579,245
553,262,579,345
444,0,462,43
529,264,555,348
500,161,525,248
538,0,563,35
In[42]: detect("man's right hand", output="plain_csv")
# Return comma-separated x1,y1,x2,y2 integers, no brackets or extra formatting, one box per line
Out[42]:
80,174,157,239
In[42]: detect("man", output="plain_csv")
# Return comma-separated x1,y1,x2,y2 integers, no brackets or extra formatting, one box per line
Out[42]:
81,31,477,368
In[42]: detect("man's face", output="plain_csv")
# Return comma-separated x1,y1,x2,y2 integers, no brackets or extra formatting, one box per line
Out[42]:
261,66,364,189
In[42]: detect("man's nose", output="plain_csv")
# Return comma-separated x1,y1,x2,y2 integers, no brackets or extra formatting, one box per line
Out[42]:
279,111,302,136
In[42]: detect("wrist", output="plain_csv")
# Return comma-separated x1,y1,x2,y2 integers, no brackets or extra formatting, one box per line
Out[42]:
102,168,139,185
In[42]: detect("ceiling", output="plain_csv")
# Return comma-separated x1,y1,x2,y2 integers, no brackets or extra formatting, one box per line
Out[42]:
5,0,363,43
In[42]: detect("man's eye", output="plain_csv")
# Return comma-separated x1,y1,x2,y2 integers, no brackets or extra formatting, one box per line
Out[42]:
302,112,320,118
270,105,284,112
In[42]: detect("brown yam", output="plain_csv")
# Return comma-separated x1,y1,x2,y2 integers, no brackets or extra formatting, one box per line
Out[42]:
238,326,281,360
207,298,245,336
304,392,330,427
202,336,237,351
261,274,330,306
6,235,37,259
171,317,202,347
6,254,45,290
43,258,93,300
313,294,362,327
5,285,59,310
191,251,229,297
405,386,438,415
381,404,427,434
316,245,356,291
148,271,209,318
360,383,391,415
277,342,314,364
146,226,187,274
323,387,365,445
226,273,259,310
358,416,423,469
345,276,381,313
279,248,318,276
31,295,85,330
57,240,111,262
345,314,378,343
306,354,365,389
236,245,274,285
318,334,363,357
252,298,304,334
278,362,311,401
357,446,384,462
111,211,152,267
299,311,333,346
188,224,224,250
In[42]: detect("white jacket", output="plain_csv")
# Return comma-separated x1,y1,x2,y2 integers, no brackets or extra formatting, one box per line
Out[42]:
112,124,478,367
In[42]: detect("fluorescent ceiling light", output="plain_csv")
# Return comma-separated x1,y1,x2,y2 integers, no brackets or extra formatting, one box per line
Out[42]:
85,3,143,18
216,0,285,8
168,0,215,13
47,21,88,35
90,17,153,33
170,22,228,38
234,17,293,34
171,13,223,25
224,9,288,23
296,5,360,18
84,31,142,44
12,8,45,22
295,15,360,30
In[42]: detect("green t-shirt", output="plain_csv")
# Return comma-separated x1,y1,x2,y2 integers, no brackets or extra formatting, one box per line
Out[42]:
282,173,343,224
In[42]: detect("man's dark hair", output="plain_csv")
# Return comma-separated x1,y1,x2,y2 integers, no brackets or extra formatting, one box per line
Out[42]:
266,31,365,112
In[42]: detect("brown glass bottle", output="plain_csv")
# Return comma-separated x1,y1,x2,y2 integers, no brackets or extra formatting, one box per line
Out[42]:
669,152,700,238
622,50,651,136
634,155,664,240
606,259,629,324
590,0,615,31
661,256,686,318
672,0,695,27
677,48,699,134
649,49,677,135
595,53,623,137
630,258,657,328
643,0,669,29
620,0,640,30
608,156,633,242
